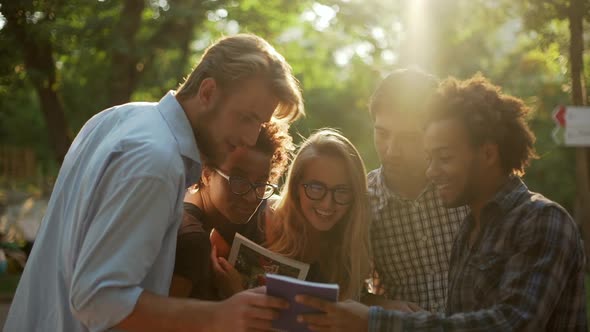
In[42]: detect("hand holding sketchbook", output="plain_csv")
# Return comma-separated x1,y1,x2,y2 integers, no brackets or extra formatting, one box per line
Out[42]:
266,273,339,332
228,233,309,289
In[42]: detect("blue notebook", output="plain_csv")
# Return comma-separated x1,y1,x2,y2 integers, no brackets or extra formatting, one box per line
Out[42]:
266,273,339,332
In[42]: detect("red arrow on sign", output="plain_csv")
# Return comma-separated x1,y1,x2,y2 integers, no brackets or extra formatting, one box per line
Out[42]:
553,105,567,127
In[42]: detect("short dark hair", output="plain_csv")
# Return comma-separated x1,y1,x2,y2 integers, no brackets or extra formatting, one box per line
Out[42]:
426,74,538,176
368,67,439,119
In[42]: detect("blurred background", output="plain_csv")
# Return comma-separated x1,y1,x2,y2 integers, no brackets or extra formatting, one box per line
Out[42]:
0,0,589,324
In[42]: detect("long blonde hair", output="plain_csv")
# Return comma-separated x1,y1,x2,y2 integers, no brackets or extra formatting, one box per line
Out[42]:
267,129,370,300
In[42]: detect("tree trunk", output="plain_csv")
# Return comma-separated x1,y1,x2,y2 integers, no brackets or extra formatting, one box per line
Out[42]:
107,0,203,106
107,0,145,106
106,0,200,105
4,2,71,164
568,0,590,267
145,2,200,92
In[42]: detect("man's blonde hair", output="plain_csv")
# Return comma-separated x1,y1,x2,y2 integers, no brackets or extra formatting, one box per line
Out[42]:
176,34,304,123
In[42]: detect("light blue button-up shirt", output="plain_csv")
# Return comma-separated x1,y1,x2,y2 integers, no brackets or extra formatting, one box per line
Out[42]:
4,92,201,332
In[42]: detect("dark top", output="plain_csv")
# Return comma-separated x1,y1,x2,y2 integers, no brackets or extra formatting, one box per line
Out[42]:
174,201,266,300
305,263,324,283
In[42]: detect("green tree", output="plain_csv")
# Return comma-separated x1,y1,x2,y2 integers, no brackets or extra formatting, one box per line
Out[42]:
0,0,307,165
506,0,590,262
2,0,71,163
1,0,588,222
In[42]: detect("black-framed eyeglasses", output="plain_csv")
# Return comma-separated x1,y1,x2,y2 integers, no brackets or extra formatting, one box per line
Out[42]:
215,169,277,200
301,182,353,205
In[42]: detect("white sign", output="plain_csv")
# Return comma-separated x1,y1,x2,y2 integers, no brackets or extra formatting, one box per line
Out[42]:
565,106,590,146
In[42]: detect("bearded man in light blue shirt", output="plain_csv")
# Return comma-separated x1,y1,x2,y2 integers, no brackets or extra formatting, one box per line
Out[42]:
4,34,304,332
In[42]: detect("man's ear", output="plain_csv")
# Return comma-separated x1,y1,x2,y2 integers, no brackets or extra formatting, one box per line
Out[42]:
481,142,500,168
201,167,214,186
198,77,218,110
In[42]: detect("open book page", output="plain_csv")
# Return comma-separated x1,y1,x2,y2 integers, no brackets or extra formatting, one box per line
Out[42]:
266,274,339,332
228,233,310,289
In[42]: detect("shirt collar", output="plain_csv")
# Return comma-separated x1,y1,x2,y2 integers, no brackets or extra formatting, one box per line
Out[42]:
370,167,396,210
157,91,201,164
459,175,528,249
486,175,529,216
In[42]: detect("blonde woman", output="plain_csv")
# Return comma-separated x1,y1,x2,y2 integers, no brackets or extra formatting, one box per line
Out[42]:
213,129,371,301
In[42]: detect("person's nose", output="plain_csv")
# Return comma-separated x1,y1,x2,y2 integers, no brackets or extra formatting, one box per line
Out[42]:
243,187,259,204
318,191,336,209
385,138,402,159
426,158,439,181
239,123,261,147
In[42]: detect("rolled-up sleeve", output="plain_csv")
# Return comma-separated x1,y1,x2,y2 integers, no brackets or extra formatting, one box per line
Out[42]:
69,176,176,331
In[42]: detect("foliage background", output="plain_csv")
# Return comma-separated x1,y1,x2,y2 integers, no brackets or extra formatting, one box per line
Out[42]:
0,0,589,323
0,0,588,211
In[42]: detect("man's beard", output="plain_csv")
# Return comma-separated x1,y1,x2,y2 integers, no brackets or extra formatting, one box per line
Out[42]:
194,104,223,167
452,157,481,208
383,162,427,190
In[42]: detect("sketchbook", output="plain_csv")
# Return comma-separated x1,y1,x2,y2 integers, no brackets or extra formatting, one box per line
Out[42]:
228,233,309,289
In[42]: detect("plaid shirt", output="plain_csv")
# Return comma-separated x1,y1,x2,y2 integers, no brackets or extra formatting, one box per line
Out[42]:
367,167,467,312
368,176,587,331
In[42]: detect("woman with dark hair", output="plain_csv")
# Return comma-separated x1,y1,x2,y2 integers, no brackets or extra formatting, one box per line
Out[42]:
170,121,293,300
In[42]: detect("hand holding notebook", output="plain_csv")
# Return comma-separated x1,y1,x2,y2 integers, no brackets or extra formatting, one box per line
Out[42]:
265,273,339,332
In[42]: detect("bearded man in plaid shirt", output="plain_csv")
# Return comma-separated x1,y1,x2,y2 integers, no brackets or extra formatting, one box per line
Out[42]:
295,75,586,332
363,68,468,313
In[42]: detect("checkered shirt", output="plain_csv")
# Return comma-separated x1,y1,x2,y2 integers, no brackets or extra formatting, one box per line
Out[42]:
367,167,467,312
368,176,587,331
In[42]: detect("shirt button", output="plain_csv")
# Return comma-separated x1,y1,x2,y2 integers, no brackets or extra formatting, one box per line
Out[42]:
422,235,428,242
